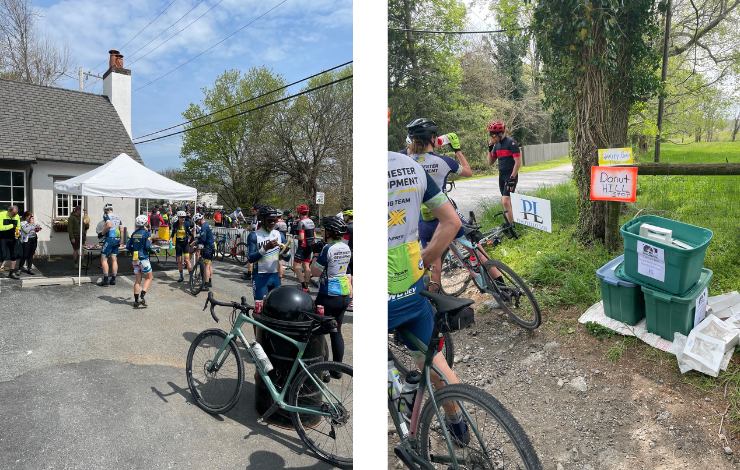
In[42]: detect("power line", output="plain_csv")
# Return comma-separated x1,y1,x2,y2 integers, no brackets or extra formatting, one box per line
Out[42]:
126,0,227,68
133,75,352,145
388,27,527,34
90,0,180,72
132,60,352,140
132,0,287,92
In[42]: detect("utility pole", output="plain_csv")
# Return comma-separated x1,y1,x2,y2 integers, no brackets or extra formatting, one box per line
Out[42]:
654,0,673,162
78,67,104,92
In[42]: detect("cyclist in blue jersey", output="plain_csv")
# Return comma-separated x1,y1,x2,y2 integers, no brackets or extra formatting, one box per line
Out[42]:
387,150,470,443
98,203,122,287
247,206,286,306
126,215,157,307
193,213,216,291
169,210,193,283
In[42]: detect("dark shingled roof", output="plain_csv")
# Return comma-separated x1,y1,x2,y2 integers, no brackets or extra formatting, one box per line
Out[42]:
0,78,143,165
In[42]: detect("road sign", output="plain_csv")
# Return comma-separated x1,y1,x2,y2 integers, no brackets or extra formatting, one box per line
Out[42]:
316,192,325,205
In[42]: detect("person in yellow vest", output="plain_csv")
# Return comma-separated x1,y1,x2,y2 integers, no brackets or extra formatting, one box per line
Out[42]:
0,205,21,279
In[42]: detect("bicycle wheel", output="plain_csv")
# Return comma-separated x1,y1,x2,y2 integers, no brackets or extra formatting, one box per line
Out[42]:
388,330,454,379
419,383,542,470
289,361,353,468
214,240,225,262
439,247,471,297
190,260,205,295
185,328,244,414
482,259,541,329
235,242,249,265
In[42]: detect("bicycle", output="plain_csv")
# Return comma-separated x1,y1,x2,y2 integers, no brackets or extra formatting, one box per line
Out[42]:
215,231,248,265
389,284,543,470
190,243,206,295
187,293,353,467
439,210,541,330
388,328,454,380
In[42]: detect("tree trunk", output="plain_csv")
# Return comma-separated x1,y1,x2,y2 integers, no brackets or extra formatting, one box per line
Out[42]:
606,103,630,149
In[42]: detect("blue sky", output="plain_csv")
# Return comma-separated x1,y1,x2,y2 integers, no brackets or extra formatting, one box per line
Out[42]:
36,0,352,171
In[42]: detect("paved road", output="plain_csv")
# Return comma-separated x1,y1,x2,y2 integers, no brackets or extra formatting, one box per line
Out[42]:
450,164,573,219
0,260,351,469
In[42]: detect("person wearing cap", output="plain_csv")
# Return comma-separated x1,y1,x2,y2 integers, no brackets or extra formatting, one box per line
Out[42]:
98,203,123,286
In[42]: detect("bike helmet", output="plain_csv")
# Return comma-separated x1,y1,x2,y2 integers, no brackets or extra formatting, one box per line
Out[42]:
405,135,412,145
258,205,279,219
262,286,314,322
406,118,438,139
488,122,505,135
135,215,148,227
297,205,309,214
177,210,186,217
170,216,179,224
342,207,353,217
104,203,113,211
276,209,283,217
321,216,348,235
236,207,242,212
284,209,292,215
192,213,204,222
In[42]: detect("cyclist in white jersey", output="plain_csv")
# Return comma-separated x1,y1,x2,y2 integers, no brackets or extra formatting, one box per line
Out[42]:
387,150,470,442
247,206,286,305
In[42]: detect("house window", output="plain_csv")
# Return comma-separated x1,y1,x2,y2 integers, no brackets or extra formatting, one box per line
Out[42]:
0,170,26,214
53,177,83,218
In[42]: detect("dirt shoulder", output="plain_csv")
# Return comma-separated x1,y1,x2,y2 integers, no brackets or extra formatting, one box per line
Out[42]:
390,302,740,469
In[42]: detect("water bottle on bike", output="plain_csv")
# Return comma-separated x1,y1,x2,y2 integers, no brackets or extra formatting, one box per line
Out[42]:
251,341,274,373
399,370,421,420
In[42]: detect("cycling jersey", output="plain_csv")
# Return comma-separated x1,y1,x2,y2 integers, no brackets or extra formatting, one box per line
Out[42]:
274,219,287,233
148,211,164,230
387,151,447,296
231,210,244,222
250,217,259,231
126,228,153,262
408,152,462,222
342,222,353,252
315,240,352,296
490,136,521,173
171,221,192,241
197,222,215,248
103,212,122,239
247,227,286,274
297,217,315,247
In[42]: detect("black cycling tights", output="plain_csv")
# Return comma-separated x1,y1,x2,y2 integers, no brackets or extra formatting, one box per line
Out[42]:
316,293,350,364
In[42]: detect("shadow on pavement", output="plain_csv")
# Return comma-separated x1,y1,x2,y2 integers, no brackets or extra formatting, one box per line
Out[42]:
98,295,131,305
245,450,332,469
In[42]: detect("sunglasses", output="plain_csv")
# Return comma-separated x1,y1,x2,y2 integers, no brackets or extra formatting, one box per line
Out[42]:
265,218,278,223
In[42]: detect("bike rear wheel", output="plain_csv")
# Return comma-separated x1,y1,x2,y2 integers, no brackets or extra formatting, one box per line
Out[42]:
235,242,249,265
289,361,353,468
388,330,454,380
419,383,543,470
482,259,541,329
185,329,244,414
215,240,225,262
438,247,471,297
190,260,205,295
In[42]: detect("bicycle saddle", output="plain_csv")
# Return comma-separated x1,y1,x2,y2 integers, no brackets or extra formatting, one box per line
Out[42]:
460,223,482,236
420,290,474,314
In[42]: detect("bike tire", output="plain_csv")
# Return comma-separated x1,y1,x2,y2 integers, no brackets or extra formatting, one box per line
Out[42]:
215,240,225,262
388,330,454,380
190,260,205,295
185,328,244,414
482,259,541,329
289,361,353,468
438,247,471,297
418,383,543,470
235,242,249,265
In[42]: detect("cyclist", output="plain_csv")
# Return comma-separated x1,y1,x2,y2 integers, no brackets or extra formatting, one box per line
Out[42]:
222,211,234,229
293,205,315,292
274,210,288,280
341,207,354,310
247,206,287,308
126,215,157,307
213,208,222,227
312,216,351,371
488,121,521,226
249,204,261,232
162,207,171,228
98,203,122,287
192,213,216,291
387,150,470,443
230,207,246,226
170,210,193,283
148,205,164,233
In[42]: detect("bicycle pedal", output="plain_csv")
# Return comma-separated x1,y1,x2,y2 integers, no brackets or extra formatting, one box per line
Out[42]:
393,445,421,470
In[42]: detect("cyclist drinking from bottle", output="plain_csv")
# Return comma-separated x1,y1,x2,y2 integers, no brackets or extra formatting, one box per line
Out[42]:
247,206,286,308
170,210,193,283
387,150,470,443
488,121,521,226
192,213,215,291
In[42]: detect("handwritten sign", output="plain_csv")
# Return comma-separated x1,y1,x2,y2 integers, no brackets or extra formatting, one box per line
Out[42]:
590,166,637,202
598,148,633,166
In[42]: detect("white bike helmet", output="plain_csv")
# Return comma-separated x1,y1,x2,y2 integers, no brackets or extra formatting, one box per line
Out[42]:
104,203,113,211
170,216,179,224
177,210,186,217
135,215,148,227
192,213,204,222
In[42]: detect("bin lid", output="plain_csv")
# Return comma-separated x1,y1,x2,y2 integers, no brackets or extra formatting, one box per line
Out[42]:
263,286,315,321
597,254,638,287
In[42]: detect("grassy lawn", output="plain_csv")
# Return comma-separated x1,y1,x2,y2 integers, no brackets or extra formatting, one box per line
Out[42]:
455,155,572,182
637,140,740,163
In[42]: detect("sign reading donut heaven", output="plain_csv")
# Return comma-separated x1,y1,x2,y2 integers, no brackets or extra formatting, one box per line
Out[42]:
590,166,638,202
598,147,633,166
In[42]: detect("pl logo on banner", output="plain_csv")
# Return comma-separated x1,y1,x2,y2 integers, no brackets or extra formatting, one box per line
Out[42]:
510,193,552,233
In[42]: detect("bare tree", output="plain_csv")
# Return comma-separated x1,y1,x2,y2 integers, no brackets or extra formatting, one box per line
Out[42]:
0,0,72,86
733,108,740,142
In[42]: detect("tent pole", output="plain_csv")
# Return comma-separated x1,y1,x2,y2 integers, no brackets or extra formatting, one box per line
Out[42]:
78,185,83,286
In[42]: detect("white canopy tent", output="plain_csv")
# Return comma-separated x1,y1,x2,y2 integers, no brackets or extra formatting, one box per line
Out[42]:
54,153,197,285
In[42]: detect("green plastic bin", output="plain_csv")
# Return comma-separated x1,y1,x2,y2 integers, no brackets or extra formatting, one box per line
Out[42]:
620,215,712,295
641,268,713,341
597,255,645,325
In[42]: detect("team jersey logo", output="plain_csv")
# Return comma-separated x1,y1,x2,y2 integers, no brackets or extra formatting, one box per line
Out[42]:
416,156,425,162
388,209,406,227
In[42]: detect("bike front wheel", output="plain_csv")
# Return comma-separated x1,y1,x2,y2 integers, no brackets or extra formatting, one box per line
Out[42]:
482,259,541,329
214,240,225,262
190,260,205,295
185,328,244,414
289,361,353,468
388,330,454,380
235,242,249,265
419,383,543,470
438,247,471,297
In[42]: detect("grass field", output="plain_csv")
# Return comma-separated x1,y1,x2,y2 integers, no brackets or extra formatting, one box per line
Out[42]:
456,155,572,181
637,140,740,163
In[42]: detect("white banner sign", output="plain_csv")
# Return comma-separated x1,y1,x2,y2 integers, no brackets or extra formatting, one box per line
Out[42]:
316,192,325,205
510,193,552,233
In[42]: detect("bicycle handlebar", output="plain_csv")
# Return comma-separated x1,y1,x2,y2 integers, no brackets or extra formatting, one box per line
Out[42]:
202,292,253,323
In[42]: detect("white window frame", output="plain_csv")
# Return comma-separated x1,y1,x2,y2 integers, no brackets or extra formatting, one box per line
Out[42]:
0,169,27,213
52,177,84,219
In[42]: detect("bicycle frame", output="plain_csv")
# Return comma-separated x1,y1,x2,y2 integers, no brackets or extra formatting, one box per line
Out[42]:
446,237,495,293
206,311,341,418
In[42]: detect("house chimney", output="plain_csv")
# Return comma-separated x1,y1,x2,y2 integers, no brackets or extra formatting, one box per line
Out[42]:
102,49,132,138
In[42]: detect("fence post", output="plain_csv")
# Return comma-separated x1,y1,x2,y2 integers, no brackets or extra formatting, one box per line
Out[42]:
606,201,621,251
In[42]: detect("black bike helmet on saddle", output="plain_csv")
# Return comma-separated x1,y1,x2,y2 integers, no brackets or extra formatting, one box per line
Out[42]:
321,216,348,235
262,286,315,322
257,205,279,219
406,118,438,140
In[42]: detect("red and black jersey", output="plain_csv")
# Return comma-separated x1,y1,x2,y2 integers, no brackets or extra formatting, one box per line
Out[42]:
489,137,521,173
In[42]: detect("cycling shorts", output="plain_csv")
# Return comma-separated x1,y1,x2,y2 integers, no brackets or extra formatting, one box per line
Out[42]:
499,171,518,197
316,292,350,319
252,272,281,301
294,245,313,262
418,218,465,249
133,259,152,275
175,239,190,257
202,245,214,263
100,238,120,258
388,277,433,359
